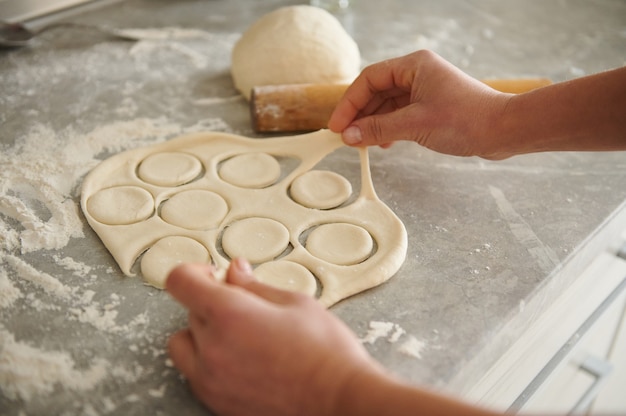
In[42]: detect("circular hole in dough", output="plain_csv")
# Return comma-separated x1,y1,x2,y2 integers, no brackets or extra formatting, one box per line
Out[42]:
290,170,352,209
160,190,228,230
138,152,203,187
306,223,373,266
254,260,318,297
87,186,154,225
140,236,211,289
221,217,289,264
218,153,280,188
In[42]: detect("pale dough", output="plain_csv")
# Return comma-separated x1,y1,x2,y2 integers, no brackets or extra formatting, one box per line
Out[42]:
161,190,228,230
254,260,317,296
138,152,202,187
80,129,407,307
87,186,153,225
221,217,290,264
306,223,373,266
219,152,280,188
231,5,361,99
140,235,211,288
290,170,352,209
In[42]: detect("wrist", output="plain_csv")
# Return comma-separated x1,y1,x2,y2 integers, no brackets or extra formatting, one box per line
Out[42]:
479,88,562,159
330,364,391,416
484,67,626,158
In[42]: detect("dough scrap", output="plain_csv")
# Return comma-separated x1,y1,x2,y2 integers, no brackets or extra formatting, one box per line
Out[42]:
231,5,361,99
80,129,407,307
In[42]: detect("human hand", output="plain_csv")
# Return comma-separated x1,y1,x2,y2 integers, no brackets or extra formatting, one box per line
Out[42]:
166,258,382,416
328,50,513,159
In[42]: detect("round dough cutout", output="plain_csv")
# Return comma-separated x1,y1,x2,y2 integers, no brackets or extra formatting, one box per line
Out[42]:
87,186,154,225
290,170,352,209
161,190,228,230
221,217,289,264
219,153,280,188
138,152,202,187
140,236,210,288
254,260,317,297
306,223,373,265
231,5,360,99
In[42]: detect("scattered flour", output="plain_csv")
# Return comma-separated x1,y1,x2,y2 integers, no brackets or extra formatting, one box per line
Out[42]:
0,268,22,308
0,115,230,405
388,324,407,343
361,321,430,360
5,254,74,301
119,27,213,41
53,255,93,278
127,31,238,70
0,24,236,410
193,95,243,106
0,325,110,401
129,41,210,69
148,384,167,398
360,321,407,345
0,116,230,256
398,336,427,359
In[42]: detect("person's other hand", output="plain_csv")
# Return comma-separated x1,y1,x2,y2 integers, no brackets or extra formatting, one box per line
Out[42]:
166,258,382,416
328,50,513,159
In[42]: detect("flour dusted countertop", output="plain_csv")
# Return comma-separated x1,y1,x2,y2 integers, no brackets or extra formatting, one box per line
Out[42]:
1,0,626,414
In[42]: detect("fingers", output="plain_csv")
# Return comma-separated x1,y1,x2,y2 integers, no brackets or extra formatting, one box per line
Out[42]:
166,263,237,319
328,60,417,147
328,55,413,133
167,259,305,320
224,257,255,286
168,328,197,379
343,105,425,147
227,258,303,305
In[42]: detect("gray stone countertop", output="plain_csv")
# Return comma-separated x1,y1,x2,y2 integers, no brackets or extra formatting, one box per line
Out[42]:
1,0,625,414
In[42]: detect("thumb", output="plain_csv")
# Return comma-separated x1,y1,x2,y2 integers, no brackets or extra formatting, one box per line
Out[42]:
341,107,422,147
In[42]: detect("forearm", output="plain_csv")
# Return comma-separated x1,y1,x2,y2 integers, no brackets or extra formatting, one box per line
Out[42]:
489,66,626,157
333,367,500,416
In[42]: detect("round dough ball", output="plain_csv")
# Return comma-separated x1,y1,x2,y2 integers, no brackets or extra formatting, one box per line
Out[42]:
231,5,361,99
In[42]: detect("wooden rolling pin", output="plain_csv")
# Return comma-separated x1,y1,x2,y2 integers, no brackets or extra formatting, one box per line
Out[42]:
250,78,552,133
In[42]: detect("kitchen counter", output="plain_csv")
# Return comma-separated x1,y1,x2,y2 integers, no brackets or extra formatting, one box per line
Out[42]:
1,0,625,414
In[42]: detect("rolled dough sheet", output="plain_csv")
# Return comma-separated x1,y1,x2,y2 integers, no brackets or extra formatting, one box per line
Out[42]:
80,129,407,307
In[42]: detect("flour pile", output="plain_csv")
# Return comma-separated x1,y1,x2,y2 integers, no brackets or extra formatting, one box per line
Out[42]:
0,116,229,405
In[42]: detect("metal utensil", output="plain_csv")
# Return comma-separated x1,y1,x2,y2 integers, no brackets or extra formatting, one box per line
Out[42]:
0,21,153,47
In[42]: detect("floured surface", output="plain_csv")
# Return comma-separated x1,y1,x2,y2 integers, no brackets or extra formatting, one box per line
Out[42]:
2,1,626,414
0,117,226,413
80,130,408,307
